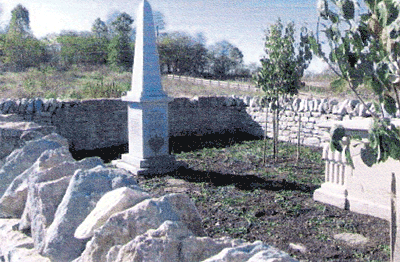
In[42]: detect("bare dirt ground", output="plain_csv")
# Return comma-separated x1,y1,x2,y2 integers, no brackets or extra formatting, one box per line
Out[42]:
132,135,389,262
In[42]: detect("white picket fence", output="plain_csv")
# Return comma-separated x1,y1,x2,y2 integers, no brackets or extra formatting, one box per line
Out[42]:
166,74,260,93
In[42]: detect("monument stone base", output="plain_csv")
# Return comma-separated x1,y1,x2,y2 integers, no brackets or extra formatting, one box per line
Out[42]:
113,154,185,176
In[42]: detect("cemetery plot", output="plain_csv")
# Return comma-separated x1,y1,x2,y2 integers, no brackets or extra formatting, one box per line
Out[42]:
136,139,390,262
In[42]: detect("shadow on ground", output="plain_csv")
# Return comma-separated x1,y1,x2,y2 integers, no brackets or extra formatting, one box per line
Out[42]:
169,131,261,153
161,166,318,194
70,131,262,163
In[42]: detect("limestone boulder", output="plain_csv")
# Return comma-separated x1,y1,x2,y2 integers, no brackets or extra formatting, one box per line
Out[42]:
75,187,151,239
112,221,234,262
103,220,296,262
0,219,50,262
114,220,193,262
333,233,369,246
0,163,37,219
180,235,242,262
0,115,55,160
76,193,204,262
203,240,298,262
0,133,67,198
29,176,72,253
23,156,104,253
41,166,138,262
0,147,73,218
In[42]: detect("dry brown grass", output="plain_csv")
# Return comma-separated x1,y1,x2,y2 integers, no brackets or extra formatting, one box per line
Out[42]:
0,66,375,100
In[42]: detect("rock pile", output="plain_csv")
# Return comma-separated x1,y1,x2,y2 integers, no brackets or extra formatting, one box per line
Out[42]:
0,117,297,261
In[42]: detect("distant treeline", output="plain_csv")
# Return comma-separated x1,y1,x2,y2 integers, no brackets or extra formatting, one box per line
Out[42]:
0,4,255,80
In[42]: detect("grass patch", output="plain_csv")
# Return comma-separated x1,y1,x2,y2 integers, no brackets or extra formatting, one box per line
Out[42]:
0,66,262,99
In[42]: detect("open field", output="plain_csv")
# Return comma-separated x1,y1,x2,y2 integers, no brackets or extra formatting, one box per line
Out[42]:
0,66,377,100
136,138,389,262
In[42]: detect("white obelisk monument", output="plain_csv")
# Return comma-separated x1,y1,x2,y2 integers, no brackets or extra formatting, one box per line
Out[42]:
114,0,178,175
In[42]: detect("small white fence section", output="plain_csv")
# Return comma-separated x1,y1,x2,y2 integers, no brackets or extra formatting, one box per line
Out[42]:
321,137,350,187
166,74,260,92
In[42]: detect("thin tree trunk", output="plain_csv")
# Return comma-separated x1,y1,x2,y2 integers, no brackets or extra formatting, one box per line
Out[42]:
263,103,268,165
273,98,279,161
296,113,301,162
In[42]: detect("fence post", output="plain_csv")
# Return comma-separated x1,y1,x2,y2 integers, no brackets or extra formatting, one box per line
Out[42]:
391,172,397,262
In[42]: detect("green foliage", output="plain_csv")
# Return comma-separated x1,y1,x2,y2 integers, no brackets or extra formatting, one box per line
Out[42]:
330,77,348,93
8,4,30,35
68,80,130,99
153,11,166,37
209,40,244,79
369,120,400,162
107,12,134,71
330,125,346,152
158,32,208,76
313,0,400,164
0,33,46,71
0,5,47,71
255,19,312,159
91,18,108,38
57,34,109,68
256,19,312,97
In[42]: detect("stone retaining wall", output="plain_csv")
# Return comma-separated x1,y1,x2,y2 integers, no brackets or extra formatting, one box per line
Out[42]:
0,96,386,151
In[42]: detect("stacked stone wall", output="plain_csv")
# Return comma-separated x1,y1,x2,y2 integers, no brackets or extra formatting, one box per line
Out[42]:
0,96,383,150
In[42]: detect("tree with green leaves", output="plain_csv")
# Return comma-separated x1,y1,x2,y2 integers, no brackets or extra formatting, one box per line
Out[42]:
57,33,109,67
311,0,400,164
158,32,208,76
107,12,134,71
8,4,30,36
153,11,166,38
209,40,244,79
0,4,45,71
255,19,312,160
92,18,108,39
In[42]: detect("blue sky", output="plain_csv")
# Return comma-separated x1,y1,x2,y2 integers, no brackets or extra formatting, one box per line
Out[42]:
0,0,327,72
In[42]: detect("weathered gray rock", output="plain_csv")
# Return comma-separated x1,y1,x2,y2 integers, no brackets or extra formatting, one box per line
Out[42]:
334,100,348,116
75,187,151,239
21,154,104,253
0,163,36,219
181,235,242,262
318,99,328,113
0,147,74,219
1,99,17,114
0,133,67,198
292,98,301,111
333,233,369,246
0,114,53,160
77,193,204,262
30,176,72,253
114,220,192,262
0,219,51,262
19,130,45,144
313,99,321,112
289,243,307,254
112,220,237,262
298,99,307,112
41,166,137,262
203,240,297,262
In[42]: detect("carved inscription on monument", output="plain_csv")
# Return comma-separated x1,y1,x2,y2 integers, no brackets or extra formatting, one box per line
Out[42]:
145,108,166,156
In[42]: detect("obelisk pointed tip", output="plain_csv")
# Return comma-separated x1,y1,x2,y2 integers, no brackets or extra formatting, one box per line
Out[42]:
122,0,169,103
